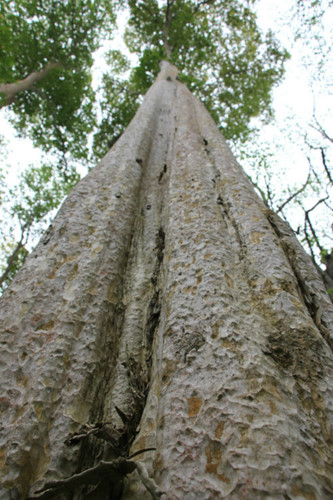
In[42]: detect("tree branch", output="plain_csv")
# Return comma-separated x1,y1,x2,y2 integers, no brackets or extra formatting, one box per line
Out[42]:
28,451,162,500
0,62,61,107
276,172,311,214
303,216,317,263
249,177,270,207
320,147,333,186
194,0,214,13
310,113,333,143
303,196,329,258
264,175,274,208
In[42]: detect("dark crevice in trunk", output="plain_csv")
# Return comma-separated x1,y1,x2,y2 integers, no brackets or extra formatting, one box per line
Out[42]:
216,192,247,261
69,243,140,499
58,111,169,500
201,138,247,263
66,93,171,497
146,227,165,369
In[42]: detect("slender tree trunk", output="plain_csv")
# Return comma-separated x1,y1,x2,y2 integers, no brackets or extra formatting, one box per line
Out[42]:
163,0,173,59
0,62,333,500
0,62,61,107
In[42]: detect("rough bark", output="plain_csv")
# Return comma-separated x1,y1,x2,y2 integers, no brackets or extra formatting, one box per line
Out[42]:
0,62,61,107
0,61,333,499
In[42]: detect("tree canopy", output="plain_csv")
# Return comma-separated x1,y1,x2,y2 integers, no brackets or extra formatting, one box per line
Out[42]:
94,0,289,158
0,0,116,165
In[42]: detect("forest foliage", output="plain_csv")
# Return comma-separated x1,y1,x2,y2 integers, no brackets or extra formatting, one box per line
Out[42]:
0,0,332,293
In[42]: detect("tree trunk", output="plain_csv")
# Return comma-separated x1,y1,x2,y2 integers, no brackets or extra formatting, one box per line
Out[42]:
1,61,333,500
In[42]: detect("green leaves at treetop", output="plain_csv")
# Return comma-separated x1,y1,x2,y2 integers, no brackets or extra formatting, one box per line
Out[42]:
94,0,289,158
137,0,289,140
92,48,141,159
0,0,117,163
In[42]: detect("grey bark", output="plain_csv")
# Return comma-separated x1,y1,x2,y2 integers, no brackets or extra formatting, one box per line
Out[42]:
0,61,333,499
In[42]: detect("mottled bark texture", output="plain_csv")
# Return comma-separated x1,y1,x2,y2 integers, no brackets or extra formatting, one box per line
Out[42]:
1,62,333,499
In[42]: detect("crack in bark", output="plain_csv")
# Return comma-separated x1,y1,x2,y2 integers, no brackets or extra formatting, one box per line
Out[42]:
65,91,171,496
216,192,247,261
146,227,165,366
50,235,164,499
201,134,247,263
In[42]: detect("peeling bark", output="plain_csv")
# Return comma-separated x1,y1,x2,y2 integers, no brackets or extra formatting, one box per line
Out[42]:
0,62,333,499
0,62,61,107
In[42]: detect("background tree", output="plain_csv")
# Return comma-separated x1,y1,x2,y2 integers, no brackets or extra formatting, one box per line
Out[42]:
0,0,117,164
0,162,78,291
0,0,119,288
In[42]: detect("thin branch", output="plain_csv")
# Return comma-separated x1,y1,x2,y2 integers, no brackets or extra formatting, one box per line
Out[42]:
304,196,329,256
128,448,157,460
303,216,317,263
307,195,330,215
194,0,214,13
320,147,333,186
28,450,161,500
276,172,311,214
264,175,274,208
307,155,321,186
310,113,333,143
64,421,123,448
249,178,269,206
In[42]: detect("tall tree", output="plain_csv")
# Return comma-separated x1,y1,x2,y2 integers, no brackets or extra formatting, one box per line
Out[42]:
0,62,332,500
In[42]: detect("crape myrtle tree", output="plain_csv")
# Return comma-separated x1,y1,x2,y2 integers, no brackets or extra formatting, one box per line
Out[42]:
1,60,333,500
1,1,333,499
